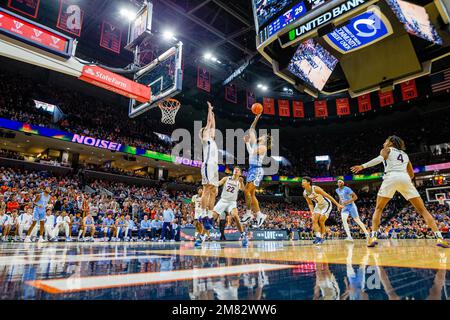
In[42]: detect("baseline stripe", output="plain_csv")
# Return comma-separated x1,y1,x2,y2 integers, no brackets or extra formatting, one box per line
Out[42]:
27,263,294,294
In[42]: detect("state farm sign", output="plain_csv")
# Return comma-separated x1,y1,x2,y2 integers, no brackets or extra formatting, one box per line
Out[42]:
78,66,151,103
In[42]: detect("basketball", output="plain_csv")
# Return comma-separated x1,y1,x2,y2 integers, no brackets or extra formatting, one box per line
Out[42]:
251,103,263,115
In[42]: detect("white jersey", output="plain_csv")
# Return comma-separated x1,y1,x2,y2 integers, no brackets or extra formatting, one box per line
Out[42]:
56,216,70,224
220,177,240,202
383,147,409,175
45,215,56,226
18,213,32,227
202,138,218,164
303,186,327,206
192,195,202,214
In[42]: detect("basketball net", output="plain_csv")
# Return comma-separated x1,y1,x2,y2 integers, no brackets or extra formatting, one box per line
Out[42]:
158,98,181,124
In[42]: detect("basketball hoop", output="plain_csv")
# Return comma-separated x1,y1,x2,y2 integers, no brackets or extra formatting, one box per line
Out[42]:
158,98,181,124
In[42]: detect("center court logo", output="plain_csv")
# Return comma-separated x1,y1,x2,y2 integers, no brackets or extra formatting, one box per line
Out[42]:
171,121,280,175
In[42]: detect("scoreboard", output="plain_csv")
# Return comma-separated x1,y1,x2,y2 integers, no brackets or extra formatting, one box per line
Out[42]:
254,0,449,98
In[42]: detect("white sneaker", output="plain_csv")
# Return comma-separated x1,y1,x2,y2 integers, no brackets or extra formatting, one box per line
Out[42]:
24,236,32,243
38,237,46,243
241,212,254,225
256,213,267,228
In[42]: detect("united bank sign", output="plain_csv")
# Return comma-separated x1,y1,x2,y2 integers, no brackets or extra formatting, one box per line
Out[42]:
280,0,375,47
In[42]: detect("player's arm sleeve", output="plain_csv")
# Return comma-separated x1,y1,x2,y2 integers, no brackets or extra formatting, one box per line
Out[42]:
361,155,384,169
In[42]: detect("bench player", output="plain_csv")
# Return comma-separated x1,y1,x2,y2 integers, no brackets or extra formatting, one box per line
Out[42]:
351,135,449,248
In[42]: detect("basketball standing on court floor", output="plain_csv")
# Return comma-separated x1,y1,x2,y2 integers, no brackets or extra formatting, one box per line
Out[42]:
351,135,449,248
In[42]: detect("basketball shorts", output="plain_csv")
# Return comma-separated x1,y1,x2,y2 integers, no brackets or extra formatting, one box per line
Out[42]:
378,173,420,200
85,225,94,233
313,199,332,218
201,162,219,187
247,166,264,187
194,209,205,220
342,204,359,219
214,199,237,219
33,207,46,221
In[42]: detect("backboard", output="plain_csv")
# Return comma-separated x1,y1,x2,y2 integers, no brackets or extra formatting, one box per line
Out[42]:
128,42,183,118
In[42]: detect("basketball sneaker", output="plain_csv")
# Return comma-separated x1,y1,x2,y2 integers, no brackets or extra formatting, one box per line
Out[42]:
367,237,378,248
436,238,449,248
313,237,322,245
241,212,254,225
194,238,202,248
256,212,267,228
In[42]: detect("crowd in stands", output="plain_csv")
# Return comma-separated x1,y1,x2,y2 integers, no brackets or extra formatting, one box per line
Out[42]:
1,69,450,179
0,167,448,242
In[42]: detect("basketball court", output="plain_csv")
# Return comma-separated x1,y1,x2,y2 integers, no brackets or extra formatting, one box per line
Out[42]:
0,239,448,300
0,0,449,306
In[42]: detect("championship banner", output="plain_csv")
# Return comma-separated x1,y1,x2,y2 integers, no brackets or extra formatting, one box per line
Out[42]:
278,99,290,117
225,83,237,103
7,0,40,18
100,20,122,54
78,66,150,103
314,100,328,118
379,90,394,107
336,98,350,116
400,79,418,101
246,90,256,110
263,97,275,115
197,67,211,93
292,101,305,118
358,94,372,113
57,0,84,36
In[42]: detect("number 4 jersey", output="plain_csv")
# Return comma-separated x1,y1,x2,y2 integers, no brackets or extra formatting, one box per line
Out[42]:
383,147,409,175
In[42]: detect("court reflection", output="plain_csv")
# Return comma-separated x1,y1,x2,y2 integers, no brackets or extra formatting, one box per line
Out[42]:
0,241,448,300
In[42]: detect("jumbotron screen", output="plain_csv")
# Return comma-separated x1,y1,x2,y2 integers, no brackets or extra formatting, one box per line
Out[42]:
386,0,443,44
252,0,332,33
287,39,338,91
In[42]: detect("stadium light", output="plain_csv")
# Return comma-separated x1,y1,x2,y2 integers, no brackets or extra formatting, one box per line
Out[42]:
257,83,268,91
119,8,137,21
204,52,213,60
162,30,176,41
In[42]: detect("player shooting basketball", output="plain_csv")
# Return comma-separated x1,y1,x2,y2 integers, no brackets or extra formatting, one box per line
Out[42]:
198,101,219,245
241,111,268,228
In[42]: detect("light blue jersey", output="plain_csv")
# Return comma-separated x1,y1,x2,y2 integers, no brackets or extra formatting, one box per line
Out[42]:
33,192,51,221
335,186,359,218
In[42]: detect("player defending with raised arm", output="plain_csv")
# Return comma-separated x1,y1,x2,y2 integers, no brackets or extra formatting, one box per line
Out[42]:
212,167,248,247
336,179,369,241
351,135,449,248
241,113,268,228
199,102,219,239
302,177,343,245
